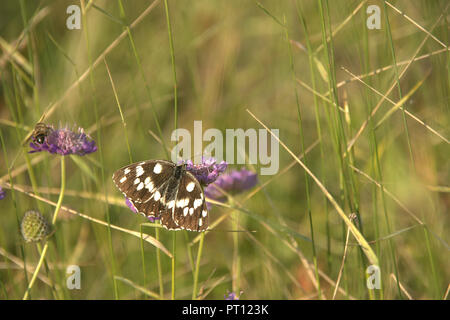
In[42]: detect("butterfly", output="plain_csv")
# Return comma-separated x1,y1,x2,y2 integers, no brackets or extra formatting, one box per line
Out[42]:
112,160,208,232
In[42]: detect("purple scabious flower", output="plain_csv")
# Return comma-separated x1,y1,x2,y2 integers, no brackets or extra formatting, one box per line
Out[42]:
181,157,227,186
29,126,97,156
125,197,160,223
225,290,243,300
0,186,5,200
205,168,258,202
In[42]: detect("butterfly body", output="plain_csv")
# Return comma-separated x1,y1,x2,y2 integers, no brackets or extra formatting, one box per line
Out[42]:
112,160,208,232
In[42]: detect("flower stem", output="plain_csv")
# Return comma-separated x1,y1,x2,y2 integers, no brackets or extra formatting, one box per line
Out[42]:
171,232,176,300
36,242,58,299
51,156,66,225
192,232,205,300
232,209,240,294
155,228,164,298
139,224,147,287
23,156,66,300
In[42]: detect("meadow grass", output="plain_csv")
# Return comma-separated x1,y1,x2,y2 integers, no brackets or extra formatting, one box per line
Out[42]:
0,0,448,300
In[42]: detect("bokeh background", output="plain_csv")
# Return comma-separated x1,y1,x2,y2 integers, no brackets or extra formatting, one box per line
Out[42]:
0,0,448,299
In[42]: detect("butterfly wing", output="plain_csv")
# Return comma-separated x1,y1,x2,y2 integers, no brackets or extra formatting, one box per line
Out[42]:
172,171,208,232
112,160,176,218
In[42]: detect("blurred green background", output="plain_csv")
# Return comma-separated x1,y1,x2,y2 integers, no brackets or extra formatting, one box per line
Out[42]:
0,0,448,299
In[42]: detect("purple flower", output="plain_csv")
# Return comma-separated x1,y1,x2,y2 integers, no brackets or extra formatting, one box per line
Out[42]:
125,197,160,223
181,157,227,186
0,186,5,200
29,126,97,156
225,290,243,300
205,169,258,202
125,197,137,213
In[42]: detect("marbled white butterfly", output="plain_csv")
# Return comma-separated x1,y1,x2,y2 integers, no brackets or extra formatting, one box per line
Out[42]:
112,160,208,232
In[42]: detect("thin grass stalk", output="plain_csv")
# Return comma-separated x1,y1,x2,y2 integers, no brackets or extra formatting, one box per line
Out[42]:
317,0,354,294
116,0,169,159
231,209,241,295
9,68,44,214
79,0,118,299
104,58,133,163
332,215,352,299
295,0,332,273
23,156,65,300
106,58,145,286
164,0,178,134
192,232,205,299
139,224,147,288
284,14,321,298
319,0,368,295
185,231,195,273
322,0,360,224
0,128,31,298
35,242,58,299
172,232,176,300
18,0,40,116
383,2,440,298
155,228,164,297
163,0,178,300
117,0,166,149
358,10,383,299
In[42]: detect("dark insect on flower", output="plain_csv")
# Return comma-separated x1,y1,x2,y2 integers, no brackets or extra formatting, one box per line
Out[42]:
31,122,53,145
20,210,52,242
29,125,97,156
113,159,225,232
22,122,52,147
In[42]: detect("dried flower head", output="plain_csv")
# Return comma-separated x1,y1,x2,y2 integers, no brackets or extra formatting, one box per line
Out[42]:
125,197,160,223
0,186,5,200
20,210,52,242
29,125,97,156
181,157,228,186
205,168,258,202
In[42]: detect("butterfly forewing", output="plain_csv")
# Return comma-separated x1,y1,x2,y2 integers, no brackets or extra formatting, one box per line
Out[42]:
112,160,175,204
112,160,208,232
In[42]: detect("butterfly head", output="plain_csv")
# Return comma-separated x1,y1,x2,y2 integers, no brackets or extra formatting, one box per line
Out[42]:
174,163,186,179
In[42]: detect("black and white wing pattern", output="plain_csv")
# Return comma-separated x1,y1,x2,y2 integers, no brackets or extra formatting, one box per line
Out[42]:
171,171,208,232
112,160,208,232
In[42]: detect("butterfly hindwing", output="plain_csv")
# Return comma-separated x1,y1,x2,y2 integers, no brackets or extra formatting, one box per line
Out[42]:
172,171,208,232
129,196,163,219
